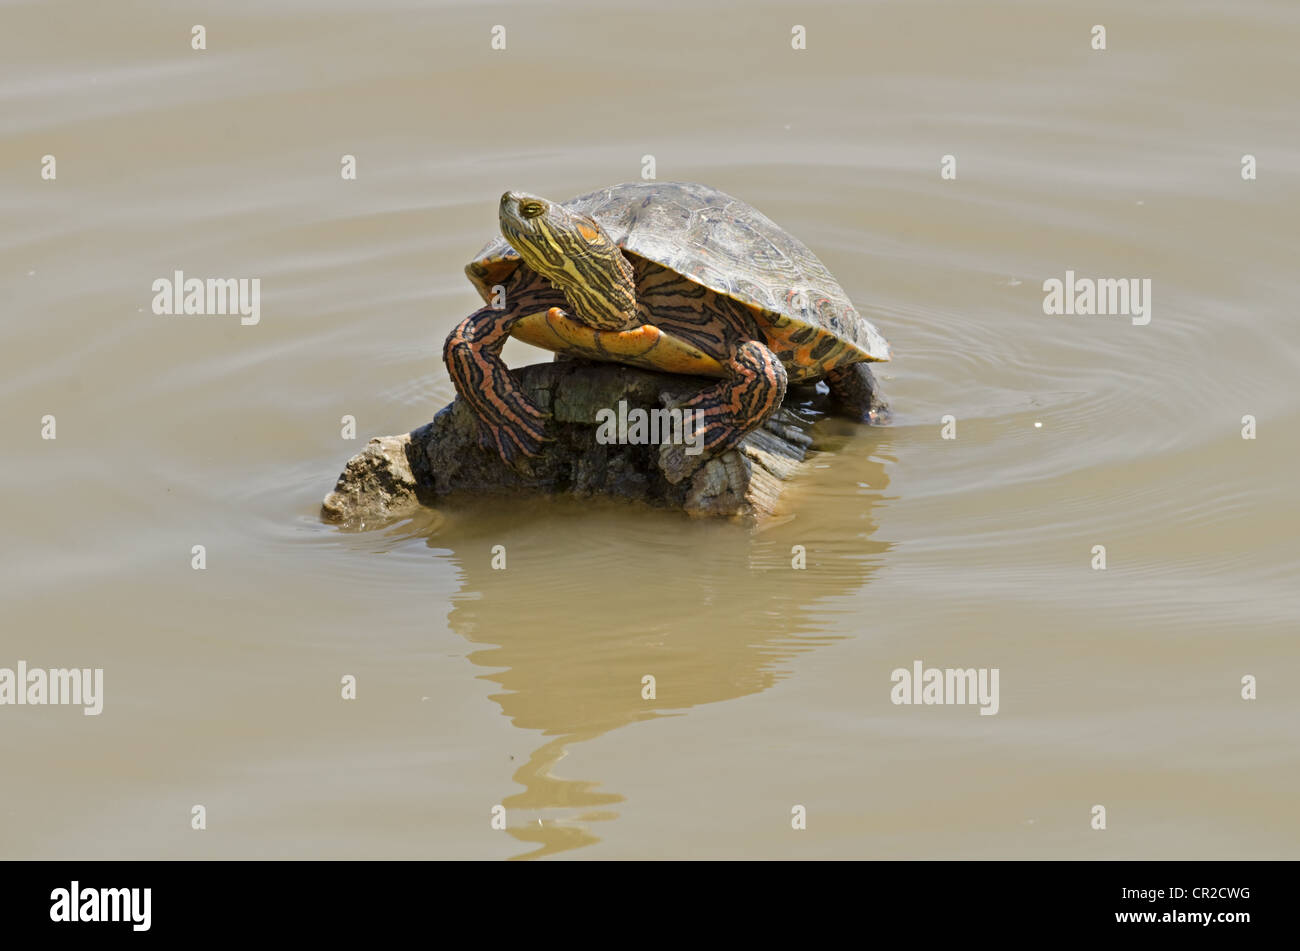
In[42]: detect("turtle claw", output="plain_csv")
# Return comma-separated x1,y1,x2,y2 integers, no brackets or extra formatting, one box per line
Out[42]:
475,404,550,474
659,441,705,484
657,390,706,483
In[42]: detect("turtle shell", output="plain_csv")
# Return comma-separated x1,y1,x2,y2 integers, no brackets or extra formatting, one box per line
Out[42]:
465,181,891,364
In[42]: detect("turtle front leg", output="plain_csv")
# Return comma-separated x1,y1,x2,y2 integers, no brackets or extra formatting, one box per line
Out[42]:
443,304,550,470
658,340,788,484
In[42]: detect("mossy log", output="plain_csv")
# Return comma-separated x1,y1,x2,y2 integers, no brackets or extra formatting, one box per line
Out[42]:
322,360,877,526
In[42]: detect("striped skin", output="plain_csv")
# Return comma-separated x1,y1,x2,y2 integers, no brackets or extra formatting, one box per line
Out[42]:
498,191,639,331
823,361,889,424
444,251,796,476
659,339,788,484
629,257,863,382
447,186,891,476
442,267,565,466
471,183,893,365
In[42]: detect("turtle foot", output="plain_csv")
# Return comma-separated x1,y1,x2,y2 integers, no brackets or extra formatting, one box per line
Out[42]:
824,362,889,424
443,307,552,475
656,340,787,485
659,441,707,485
474,407,550,474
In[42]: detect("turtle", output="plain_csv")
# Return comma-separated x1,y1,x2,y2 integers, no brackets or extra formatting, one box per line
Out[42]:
443,181,892,483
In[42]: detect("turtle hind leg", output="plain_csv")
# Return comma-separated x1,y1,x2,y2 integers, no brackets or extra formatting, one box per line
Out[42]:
658,340,788,484
824,361,889,424
443,305,550,470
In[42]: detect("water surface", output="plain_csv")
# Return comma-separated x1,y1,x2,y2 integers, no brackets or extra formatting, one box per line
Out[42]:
2,0,1297,859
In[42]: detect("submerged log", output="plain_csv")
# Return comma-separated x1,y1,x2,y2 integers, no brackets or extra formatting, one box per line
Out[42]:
321,360,882,526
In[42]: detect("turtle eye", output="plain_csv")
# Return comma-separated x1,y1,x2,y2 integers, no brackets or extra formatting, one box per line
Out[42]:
519,200,547,219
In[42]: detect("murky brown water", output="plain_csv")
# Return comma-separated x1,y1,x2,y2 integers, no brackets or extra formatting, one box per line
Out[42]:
3,0,1298,859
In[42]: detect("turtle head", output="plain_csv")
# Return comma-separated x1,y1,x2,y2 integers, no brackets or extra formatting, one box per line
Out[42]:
499,191,638,330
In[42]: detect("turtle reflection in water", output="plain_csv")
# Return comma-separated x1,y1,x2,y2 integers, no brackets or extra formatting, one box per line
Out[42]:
443,182,892,483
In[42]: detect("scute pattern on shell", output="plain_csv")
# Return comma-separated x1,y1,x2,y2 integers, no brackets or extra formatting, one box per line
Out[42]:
466,181,891,362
